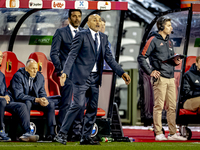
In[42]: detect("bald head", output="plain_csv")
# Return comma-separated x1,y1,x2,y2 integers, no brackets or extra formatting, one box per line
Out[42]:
88,14,100,21
26,59,37,66
25,59,38,78
0,51,2,65
87,14,101,32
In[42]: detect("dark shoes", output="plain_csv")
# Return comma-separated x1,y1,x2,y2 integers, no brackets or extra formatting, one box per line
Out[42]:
70,134,81,142
54,133,100,145
80,138,100,145
45,134,56,142
54,133,68,145
19,132,39,142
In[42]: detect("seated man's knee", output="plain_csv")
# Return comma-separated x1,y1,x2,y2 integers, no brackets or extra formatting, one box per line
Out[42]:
18,103,27,111
24,100,32,111
0,98,6,107
47,101,55,110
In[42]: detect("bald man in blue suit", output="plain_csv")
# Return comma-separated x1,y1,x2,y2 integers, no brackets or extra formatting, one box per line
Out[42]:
54,14,131,145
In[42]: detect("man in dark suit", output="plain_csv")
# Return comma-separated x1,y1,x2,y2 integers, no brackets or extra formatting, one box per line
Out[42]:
54,14,131,145
50,9,84,140
0,51,39,142
50,9,82,75
9,59,56,141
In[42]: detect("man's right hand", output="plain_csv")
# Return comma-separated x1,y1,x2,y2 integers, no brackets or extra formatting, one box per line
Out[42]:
35,97,49,107
150,70,160,78
60,73,67,86
40,97,49,107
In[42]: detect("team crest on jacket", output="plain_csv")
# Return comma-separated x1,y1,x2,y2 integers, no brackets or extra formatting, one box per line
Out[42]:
168,40,172,48
160,42,163,46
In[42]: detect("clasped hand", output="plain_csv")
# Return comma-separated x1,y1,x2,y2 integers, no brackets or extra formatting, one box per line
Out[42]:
4,95,10,104
35,97,49,107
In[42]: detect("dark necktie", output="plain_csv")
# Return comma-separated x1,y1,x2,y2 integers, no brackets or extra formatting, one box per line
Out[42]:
74,30,77,34
29,77,33,92
94,33,98,57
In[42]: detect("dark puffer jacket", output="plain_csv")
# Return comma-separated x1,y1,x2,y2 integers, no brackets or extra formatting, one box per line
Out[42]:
182,63,200,104
9,67,47,102
137,31,175,78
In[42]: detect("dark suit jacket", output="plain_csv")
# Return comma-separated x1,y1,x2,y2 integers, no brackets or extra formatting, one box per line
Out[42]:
63,28,124,86
50,25,83,74
9,68,47,102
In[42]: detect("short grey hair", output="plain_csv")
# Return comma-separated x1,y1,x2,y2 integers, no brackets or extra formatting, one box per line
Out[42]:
26,59,37,66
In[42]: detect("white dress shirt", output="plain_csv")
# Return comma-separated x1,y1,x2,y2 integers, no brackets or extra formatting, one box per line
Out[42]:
69,23,79,38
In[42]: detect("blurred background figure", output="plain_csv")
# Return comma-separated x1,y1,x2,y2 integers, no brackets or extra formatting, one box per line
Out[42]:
100,17,106,33
100,17,112,70
62,19,69,28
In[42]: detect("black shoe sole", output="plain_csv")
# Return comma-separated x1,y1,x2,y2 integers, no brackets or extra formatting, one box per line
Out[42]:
54,138,67,145
80,142,100,145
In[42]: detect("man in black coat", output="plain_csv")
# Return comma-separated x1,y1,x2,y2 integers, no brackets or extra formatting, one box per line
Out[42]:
50,9,84,140
0,51,39,142
9,59,56,141
54,14,131,145
50,9,83,75
182,56,200,113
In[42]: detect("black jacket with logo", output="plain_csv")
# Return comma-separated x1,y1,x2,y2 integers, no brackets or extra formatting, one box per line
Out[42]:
137,31,175,78
182,63,200,103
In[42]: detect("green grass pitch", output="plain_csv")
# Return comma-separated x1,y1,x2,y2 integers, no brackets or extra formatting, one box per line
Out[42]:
0,142,200,150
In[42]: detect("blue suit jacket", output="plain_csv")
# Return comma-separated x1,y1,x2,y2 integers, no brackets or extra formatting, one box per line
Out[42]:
50,25,83,74
9,68,47,102
63,28,124,86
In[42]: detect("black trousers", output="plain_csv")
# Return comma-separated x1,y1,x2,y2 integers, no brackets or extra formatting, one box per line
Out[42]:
0,98,30,133
60,72,100,139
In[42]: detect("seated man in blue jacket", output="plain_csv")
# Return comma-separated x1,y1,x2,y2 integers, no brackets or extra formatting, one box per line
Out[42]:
182,56,200,113
0,51,39,142
9,59,56,141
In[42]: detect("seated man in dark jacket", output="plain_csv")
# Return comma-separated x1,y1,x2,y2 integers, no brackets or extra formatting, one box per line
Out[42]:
9,59,56,141
0,51,39,142
182,56,200,113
